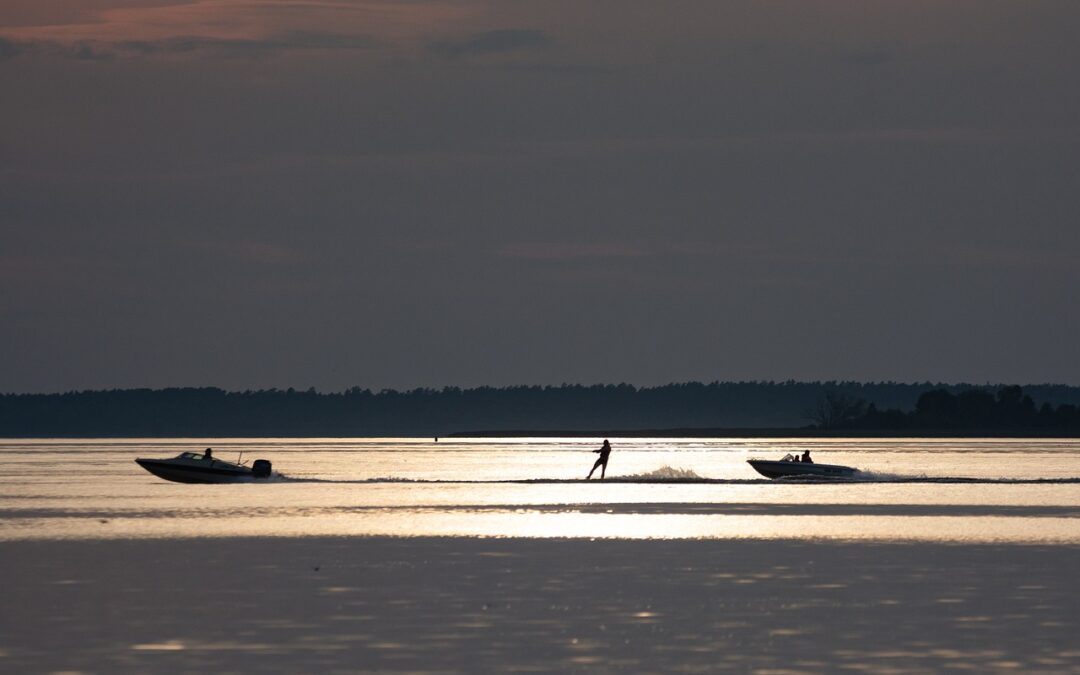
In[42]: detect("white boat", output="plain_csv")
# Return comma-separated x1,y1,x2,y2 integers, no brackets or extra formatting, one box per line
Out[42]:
747,455,857,479
135,450,272,484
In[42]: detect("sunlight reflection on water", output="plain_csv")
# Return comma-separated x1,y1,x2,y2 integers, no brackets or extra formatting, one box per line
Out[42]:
1,438,1078,542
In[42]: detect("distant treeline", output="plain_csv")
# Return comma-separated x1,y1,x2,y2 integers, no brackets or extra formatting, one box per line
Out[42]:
809,385,1080,433
4,382,1080,437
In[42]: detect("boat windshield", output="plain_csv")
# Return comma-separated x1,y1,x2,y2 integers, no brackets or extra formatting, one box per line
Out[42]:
178,452,204,460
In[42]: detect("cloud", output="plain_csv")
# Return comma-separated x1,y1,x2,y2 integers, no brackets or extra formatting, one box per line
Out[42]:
0,30,374,61
500,62,612,77
116,30,375,57
432,29,551,59
0,37,25,61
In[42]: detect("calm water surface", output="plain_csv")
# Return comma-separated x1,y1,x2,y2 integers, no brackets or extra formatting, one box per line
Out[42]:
1,438,1078,542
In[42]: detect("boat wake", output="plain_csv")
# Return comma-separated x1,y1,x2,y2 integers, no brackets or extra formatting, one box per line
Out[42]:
850,472,1080,484
276,471,1080,485
614,465,705,481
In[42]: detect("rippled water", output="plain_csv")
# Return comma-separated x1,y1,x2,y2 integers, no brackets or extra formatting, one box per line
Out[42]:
2,438,1078,542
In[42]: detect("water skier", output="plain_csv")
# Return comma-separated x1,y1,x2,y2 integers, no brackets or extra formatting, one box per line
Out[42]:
587,439,613,480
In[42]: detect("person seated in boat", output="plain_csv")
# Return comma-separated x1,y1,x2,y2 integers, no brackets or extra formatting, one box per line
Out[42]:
801,450,813,463
204,447,213,462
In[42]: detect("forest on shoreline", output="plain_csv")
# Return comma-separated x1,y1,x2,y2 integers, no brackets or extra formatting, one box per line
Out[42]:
3,382,1080,437
804,385,1080,433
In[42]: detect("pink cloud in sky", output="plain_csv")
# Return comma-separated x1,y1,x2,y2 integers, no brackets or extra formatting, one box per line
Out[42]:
0,0,474,45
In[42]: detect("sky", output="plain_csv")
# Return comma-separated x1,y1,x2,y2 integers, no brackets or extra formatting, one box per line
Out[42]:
2,0,1079,393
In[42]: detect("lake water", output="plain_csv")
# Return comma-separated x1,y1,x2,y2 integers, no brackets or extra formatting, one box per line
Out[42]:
2,438,1078,543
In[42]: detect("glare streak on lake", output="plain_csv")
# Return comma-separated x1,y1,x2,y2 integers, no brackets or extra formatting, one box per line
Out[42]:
1,438,1078,543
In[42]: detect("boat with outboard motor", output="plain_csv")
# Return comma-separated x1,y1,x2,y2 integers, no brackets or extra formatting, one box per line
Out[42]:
135,449,273,484
747,454,857,479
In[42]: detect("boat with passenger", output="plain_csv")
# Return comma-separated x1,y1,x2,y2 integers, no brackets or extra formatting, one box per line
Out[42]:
747,453,857,479
135,448,273,484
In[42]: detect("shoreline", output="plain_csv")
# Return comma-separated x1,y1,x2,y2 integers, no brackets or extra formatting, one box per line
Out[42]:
3,536,1077,672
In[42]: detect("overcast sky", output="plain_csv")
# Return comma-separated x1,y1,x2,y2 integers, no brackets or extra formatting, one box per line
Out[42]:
2,0,1079,392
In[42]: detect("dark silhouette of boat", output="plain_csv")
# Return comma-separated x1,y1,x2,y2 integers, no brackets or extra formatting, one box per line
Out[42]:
747,455,857,479
135,450,272,483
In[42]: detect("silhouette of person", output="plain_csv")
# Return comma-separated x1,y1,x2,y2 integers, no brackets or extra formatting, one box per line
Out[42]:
204,447,213,461
801,449,813,464
587,439,612,479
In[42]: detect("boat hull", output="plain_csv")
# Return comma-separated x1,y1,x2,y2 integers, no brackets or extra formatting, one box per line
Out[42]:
747,459,857,479
135,458,253,484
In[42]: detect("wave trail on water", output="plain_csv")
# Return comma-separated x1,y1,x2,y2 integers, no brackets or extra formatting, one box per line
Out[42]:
275,472,1080,485
612,465,704,481
848,470,1080,484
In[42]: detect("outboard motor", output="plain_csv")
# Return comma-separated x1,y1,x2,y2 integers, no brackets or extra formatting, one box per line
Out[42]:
252,459,272,479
